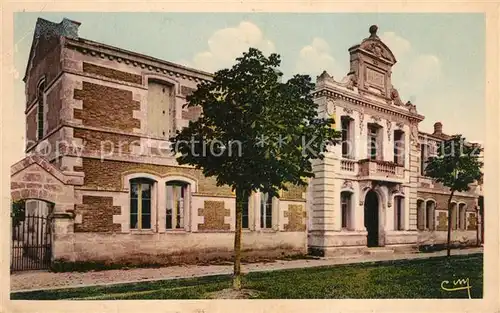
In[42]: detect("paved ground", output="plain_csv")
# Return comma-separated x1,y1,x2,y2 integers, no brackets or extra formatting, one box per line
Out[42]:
10,247,483,292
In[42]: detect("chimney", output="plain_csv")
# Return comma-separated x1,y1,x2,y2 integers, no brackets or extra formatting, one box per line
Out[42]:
34,17,81,41
433,122,443,135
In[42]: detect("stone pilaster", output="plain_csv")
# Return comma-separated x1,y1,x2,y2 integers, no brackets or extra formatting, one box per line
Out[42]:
408,140,420,230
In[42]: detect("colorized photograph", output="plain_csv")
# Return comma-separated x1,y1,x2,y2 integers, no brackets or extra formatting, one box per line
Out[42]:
9,12,485,300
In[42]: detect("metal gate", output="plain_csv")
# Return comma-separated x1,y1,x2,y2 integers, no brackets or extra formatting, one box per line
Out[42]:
11,213,52,271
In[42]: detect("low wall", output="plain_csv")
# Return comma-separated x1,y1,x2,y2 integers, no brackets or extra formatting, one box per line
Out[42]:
417,230,478,246
55,231,307,265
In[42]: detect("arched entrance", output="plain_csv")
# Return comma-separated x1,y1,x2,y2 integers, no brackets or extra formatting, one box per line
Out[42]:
364,190,379,247
11,199,54,271
10,155,83,271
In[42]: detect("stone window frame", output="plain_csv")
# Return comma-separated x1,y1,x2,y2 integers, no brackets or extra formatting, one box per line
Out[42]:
420,143,431,176
129,177,156,231
450,201,458,230
164,176,197,232
458,202,467,230
393,194,405,231
145,74,180,139
123,172,198,233
417,199,425,230
255,191,279,231
393,129,405,166
165,180,189,230
260,192,273,230
340,191,354,231
424,199,436,231
341,115,355,159
367,122,383,161
36,77,46,141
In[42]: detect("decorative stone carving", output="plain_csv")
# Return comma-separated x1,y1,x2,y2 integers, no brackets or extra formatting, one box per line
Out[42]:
372,115,382,122
317,70,335,84
359,112,365,134
342,180,354,191
386,120,392,140
396,122,404,129
326,100,336,115
405,100,417,113
358,180,376,205
346,73,357,90
343,107,353,115
390,184,404,195
390,87,404,106
410,122,420,146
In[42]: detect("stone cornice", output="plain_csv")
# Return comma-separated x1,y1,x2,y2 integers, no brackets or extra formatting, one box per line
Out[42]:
417,187,478,199
314,87,424,124
64,37,213,84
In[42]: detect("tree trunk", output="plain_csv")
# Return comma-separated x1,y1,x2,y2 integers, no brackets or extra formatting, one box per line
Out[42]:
233,188,245,290
446,190,455,257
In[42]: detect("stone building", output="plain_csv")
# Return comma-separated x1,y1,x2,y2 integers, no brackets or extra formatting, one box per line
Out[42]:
308,25,482,256
10,18,481,266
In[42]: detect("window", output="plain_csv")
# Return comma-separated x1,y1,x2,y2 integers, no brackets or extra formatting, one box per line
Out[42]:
393,130,405,165
37,81,46,140
420,144,426,175
417,200,425,230
341,116,353,159
425,201,435,230
367,124,380,160
420,143,432,176
341,192,352,229
130,178,154,230
459,203,466,230
147,79,174,138
394,196,404,230
166,181,189,229
242,198,249,229
450,203,458,230
260,193,273,229
235,193,250,229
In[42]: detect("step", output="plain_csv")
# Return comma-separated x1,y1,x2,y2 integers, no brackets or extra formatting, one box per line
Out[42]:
364,248,395,255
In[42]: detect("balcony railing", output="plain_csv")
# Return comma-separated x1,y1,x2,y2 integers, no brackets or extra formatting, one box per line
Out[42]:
340,159,356,172
356,159,405,181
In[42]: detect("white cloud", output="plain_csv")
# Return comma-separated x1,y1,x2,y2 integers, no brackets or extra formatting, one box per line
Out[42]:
180,21,275,73
382,32,441,99
380,31,411,58
295,37,336,77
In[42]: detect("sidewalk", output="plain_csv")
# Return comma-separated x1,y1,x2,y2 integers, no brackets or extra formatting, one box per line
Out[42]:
10,247,483,292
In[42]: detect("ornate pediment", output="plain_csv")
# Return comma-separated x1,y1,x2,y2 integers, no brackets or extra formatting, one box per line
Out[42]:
359,40,396,65
358,25,396,65
316,70,335,84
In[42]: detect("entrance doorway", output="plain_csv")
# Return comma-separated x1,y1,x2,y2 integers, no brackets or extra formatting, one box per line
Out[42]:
364,190,379,247
11,199,53,271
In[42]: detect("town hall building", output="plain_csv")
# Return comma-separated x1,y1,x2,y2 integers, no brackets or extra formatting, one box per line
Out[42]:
10,18,483,269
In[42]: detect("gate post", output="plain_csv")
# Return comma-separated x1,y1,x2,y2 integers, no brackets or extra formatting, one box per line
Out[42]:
51,211,76,262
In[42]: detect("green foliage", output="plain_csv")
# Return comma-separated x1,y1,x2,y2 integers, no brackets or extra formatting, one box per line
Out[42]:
171,48,341,196
424,135,483,193
11,200,26,227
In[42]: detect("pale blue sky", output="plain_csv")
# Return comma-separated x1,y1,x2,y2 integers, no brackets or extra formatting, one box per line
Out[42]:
12,13,485,158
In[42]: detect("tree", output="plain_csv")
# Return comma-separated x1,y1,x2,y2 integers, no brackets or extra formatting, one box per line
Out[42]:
11,200,26,228
424,135,483,257
171,48,341,290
